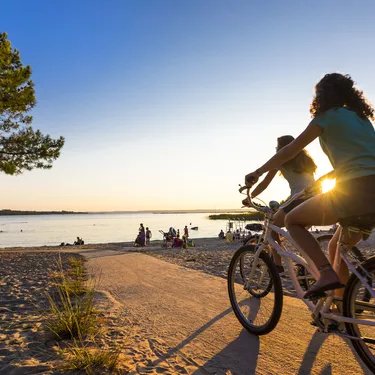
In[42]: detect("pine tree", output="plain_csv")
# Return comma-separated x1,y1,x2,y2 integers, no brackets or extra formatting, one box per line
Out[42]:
0,32,64,174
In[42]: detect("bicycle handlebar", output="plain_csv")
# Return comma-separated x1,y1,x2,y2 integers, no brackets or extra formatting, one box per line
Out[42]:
239,182,321,214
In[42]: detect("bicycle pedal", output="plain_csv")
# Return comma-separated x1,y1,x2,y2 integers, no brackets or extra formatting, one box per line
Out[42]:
314,320,345,333
326,326,353,337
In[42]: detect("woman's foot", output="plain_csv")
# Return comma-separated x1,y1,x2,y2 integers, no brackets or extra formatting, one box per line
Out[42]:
304,265,345,300
275,265,284,273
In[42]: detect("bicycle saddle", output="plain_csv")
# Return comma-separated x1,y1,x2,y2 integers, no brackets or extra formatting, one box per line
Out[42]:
339,213,375,240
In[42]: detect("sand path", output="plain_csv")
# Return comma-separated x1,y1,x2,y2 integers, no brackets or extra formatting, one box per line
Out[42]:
82,249,372,375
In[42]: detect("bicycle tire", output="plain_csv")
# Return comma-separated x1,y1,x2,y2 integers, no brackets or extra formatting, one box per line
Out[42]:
228,245,283,335
343,256,375,373
243,234,262,246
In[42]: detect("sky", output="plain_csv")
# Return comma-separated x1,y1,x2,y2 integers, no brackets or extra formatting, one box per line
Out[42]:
1,0,375,211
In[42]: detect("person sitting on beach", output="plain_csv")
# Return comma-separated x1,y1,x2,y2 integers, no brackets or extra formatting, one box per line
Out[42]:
134,233,143,247
173,236,183,248
218,230,225,239
74,237,84,245
243,134,317,274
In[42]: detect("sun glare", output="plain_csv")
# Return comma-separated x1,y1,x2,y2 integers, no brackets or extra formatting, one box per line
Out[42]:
321,179,336,193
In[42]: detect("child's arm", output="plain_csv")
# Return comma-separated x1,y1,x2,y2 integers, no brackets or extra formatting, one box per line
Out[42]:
251,169,278,198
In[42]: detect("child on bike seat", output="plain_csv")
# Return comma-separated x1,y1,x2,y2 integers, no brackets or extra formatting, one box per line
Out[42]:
245,73,375,300
243,135,317,274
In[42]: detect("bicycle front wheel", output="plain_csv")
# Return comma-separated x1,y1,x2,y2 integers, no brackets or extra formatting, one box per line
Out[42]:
343,256,375,373
228,245,283,335
240,239,273,297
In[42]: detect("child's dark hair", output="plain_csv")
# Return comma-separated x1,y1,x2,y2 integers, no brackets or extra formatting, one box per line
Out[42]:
277,135,317,174
310,73,374,120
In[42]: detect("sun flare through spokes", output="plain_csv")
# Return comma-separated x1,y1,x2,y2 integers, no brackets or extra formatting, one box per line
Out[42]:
321,179,336,193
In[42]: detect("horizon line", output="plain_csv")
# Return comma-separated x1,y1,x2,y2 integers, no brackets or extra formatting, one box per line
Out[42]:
0,208,251,214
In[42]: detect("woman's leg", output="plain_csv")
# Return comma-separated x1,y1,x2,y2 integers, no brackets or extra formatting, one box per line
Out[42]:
271,210,286,268
328,226,362,297
285,194,342,297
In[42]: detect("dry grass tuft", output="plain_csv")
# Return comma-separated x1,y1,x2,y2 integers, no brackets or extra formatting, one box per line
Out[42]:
44,255,97,340
59,340,124,374
44,254,124,373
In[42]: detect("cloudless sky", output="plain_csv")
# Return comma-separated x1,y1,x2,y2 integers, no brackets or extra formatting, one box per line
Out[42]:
1,0,375,211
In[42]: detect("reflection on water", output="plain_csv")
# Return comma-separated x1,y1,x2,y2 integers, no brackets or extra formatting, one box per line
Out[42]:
0,212,253,248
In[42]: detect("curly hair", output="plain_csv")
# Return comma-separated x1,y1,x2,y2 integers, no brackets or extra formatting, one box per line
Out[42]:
277,135,317,174
310,73,374,120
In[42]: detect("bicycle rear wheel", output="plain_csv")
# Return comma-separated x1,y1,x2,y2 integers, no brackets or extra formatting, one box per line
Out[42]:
228,245,283,335
343,256,375,373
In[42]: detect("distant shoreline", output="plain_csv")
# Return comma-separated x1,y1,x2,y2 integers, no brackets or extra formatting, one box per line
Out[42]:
0,210,88,216
0,209,247,217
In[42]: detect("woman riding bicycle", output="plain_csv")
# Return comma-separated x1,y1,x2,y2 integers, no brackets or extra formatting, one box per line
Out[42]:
243,135,317,274
245,73,375,299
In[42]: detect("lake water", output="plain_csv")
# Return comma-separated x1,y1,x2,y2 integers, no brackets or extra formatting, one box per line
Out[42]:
0,212,252,248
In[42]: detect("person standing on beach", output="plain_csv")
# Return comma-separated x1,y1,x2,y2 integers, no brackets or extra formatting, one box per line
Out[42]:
139,223,146,246
184,225,189,239
146,227,152,246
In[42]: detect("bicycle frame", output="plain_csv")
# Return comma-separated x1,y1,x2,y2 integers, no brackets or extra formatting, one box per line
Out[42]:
242,187,375,328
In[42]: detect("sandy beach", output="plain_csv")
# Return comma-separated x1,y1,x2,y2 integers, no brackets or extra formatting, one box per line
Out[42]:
0,252,82,374
0,233,374,374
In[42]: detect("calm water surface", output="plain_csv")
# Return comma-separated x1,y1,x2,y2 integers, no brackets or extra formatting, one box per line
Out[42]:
0,212,252,248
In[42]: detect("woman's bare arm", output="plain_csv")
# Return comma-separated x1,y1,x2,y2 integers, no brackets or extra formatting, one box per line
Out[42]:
251,169,278,198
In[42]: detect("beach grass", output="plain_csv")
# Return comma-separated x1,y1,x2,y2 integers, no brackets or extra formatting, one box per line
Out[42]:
59,339,124,374
43,254,124,373
45,256,97,340
45,285,97,340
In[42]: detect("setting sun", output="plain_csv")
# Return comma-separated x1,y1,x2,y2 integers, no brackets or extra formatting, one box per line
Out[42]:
321,179,336,193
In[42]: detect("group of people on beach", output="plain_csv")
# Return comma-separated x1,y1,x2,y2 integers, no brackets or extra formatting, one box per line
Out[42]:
135,223,152,247
60,236,84,247
135,223,193,248
218,229,250,242
243,73,375,300
164,225,193,248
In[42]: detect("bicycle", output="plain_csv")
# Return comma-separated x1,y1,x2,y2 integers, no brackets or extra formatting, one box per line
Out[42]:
242,222,366,292
228,186,375,372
